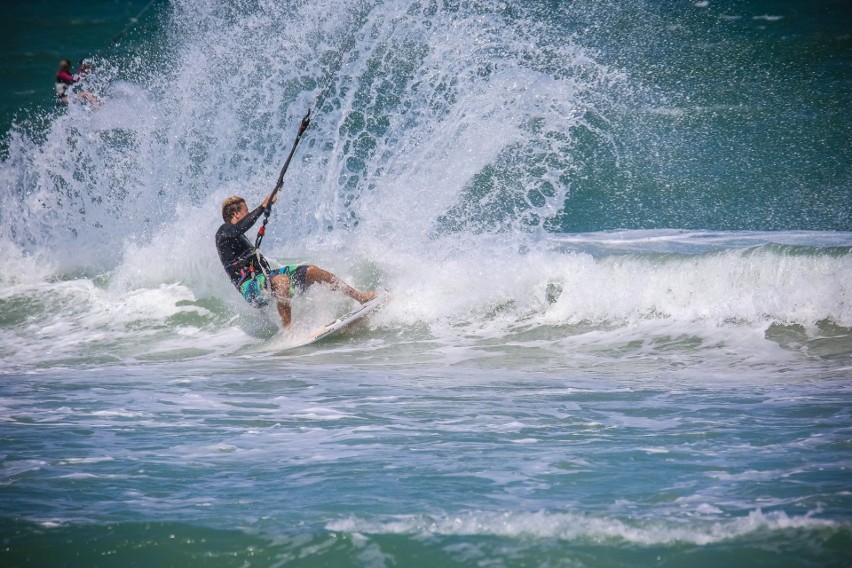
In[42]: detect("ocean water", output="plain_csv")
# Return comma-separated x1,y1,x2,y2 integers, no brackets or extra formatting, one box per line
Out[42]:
1,1,850,566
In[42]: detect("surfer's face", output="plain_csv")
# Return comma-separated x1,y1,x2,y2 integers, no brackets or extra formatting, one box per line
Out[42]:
231,202,249,223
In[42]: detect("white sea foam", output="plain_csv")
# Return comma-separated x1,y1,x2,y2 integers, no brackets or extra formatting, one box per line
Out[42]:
0,460,47,480
327,508,842,545
57,473,128,480
56,457,114,465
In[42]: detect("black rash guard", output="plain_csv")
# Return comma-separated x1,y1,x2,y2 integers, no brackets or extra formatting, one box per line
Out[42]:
215,205,270,287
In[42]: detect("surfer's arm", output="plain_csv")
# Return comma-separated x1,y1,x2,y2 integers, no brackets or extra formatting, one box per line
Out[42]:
230,205,266,234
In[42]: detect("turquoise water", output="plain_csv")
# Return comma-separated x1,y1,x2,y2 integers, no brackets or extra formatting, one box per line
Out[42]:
1,1,851,566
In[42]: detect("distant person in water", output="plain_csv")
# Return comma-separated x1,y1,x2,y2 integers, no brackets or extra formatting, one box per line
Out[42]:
55,59,75,104
55,59,100,105
215,192,376,328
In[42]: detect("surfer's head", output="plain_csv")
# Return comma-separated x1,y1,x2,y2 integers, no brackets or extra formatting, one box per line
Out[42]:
221,196,246,222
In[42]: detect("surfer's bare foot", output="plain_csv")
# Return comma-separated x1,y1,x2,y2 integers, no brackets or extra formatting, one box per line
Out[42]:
357,290,378,304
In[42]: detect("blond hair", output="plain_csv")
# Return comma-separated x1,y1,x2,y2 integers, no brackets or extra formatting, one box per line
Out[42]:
221,196,246,222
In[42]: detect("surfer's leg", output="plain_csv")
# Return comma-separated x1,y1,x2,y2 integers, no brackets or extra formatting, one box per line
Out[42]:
269,273,293,327
303,265,376,304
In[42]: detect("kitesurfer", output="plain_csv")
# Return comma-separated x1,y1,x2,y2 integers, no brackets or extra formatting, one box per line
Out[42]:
55,59,75,104
215,193,376,328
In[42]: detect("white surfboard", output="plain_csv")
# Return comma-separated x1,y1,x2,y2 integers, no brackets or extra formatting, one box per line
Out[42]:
287,291,388,349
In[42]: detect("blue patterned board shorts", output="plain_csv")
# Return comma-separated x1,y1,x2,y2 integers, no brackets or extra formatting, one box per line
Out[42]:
239,265,309,307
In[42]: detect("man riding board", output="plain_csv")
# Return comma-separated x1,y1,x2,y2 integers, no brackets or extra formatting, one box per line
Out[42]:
215,192,376,328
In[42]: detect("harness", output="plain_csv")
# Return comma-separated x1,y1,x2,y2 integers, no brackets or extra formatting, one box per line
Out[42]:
226,247,271,287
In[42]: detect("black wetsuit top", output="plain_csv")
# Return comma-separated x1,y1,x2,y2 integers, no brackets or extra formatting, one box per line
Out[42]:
215,205,270,287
